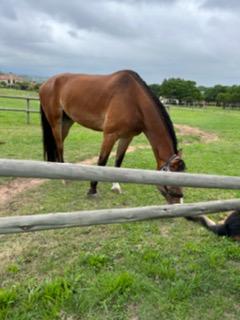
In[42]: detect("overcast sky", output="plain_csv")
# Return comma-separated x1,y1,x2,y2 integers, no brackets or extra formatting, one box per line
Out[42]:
0,0,239,85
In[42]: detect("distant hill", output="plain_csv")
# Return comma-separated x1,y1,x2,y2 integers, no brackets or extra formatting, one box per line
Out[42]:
20,74,47,84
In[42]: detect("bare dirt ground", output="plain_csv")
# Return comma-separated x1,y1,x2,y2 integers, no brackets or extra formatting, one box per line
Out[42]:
175,124,218,143
0,145,149,208
0,125,218,207
0,178,44,206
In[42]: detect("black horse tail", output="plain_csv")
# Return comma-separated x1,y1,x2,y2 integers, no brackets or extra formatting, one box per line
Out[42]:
40,104,58,162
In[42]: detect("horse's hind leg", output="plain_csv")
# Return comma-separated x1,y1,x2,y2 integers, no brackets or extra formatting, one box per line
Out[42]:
51,121,64,162
60,114,74,184
49,112,72,163
88,133,118,196
62,113,74,145
52,112,73,161
111,137,133,193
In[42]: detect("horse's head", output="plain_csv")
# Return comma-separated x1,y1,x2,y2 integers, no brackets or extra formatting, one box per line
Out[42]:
224,210,240,241
157,152,186,204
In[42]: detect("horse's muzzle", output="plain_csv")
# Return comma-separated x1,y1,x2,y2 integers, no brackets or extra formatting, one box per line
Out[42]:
157,185,184,204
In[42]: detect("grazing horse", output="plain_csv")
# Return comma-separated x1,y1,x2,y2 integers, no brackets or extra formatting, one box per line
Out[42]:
39,70,185,203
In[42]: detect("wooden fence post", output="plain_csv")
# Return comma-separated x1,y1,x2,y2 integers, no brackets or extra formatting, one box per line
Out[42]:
26,98,30,124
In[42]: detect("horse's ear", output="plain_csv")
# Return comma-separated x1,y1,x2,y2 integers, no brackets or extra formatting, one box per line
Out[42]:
177,149,183,157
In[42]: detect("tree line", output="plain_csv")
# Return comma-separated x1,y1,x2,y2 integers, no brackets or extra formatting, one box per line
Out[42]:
0,80,40,92
1,72,240,108
149,78,240,108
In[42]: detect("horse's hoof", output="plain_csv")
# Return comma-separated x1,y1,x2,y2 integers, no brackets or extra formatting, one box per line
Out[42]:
87,190,98,198
111,183,122,194
62,179,70,185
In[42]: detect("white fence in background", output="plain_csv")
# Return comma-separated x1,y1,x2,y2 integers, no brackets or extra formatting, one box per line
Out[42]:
0,95,39,124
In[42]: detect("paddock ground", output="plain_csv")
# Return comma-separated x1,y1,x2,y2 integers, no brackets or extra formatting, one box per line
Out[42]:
0,106,240,319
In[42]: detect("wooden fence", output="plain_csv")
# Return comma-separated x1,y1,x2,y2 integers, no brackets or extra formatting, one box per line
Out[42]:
0,95,39,124
1,159,240,235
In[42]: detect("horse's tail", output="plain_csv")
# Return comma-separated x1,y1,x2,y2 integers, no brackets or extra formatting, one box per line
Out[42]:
40,104,58,162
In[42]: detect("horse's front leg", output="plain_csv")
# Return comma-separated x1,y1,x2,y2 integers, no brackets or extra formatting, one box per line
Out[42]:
87,133,118,196
111,137,133,194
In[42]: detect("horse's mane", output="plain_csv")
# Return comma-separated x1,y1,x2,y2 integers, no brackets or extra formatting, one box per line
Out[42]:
128,70,178,153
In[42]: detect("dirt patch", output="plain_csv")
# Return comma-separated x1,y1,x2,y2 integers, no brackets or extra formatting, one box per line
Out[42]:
0,178,46,207
0,144,148,208
0,125,218,207
175,124,218,143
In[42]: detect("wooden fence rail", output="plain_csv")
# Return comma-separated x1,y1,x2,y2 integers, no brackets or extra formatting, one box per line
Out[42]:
1,159,240,190
1,158,240,235
0,95,39,124
1,199,240,235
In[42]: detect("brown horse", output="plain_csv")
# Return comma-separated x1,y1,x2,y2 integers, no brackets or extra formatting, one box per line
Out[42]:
39,70,185,203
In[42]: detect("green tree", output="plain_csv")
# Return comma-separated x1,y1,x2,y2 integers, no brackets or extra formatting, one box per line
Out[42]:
215,86,240,108
0,81,7,88
14,81,31,90
149,84,161,97
160,78,202,104
204,85,228,104
217,92,230,108
230,85,240,105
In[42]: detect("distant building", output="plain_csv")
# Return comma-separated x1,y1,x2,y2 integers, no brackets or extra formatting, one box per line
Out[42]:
159,96,179,105
0,73,24,86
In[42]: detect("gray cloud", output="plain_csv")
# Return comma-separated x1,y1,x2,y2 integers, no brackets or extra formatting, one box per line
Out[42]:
202,0,240,10
0,0,239,85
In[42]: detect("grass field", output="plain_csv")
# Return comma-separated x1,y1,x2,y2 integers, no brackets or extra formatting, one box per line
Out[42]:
0,96,240,319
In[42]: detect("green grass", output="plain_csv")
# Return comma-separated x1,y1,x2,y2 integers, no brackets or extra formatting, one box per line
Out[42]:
1,103,240,319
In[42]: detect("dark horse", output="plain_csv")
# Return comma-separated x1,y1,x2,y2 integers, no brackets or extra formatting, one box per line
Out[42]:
39,70,185,203
186,212,240,241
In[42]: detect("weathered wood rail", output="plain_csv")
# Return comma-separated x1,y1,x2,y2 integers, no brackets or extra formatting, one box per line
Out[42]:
1,159,240,235
0,95,39,124
1,159,240,190
1,199,240,234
